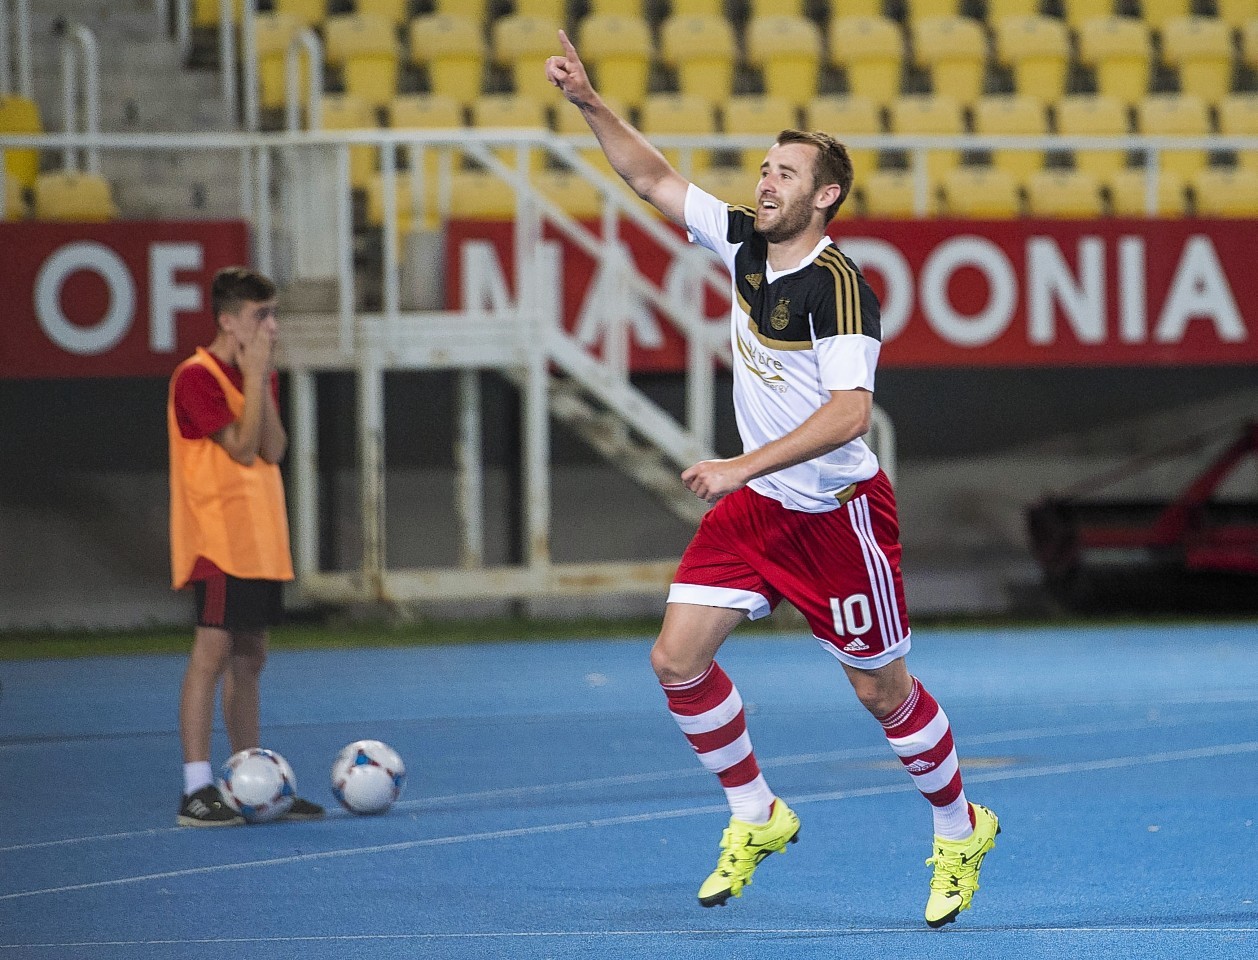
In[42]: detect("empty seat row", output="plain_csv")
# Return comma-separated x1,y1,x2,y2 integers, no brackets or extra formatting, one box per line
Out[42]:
318,88,1258,190
4,170,119,222
858,163,1258,218
253,10,1258,116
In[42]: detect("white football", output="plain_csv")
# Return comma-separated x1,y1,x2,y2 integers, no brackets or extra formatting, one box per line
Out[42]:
217,748,296,823
331,739,406,815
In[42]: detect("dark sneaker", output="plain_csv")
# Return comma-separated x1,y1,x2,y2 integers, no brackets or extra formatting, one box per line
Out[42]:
282,796,326,821
177,784,245,827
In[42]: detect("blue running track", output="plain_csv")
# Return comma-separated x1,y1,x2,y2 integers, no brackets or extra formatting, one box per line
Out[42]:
1,623,1256,958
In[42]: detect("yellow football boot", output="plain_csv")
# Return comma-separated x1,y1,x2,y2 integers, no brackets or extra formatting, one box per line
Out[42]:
924,802,1000,928
697,799,801,907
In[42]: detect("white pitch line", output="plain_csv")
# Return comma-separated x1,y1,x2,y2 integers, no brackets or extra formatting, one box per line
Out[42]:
3,739,1257,903
2,925,1257,950
0,711,1242,856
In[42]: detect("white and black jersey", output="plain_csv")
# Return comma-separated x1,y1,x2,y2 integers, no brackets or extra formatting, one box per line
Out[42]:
685,183,882,513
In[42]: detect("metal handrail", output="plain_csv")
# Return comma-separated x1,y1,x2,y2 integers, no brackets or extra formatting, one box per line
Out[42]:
0,0,32,99
54,21,101,174
284,28,323,132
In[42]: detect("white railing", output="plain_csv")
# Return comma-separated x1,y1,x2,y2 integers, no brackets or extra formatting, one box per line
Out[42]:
0,0,32,99
55,21,101,174
3,126,1254,604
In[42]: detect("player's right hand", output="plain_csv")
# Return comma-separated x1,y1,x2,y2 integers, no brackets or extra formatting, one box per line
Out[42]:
545,30,595,106
238,324,275,377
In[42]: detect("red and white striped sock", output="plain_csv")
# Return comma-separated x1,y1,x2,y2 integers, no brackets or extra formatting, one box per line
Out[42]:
880,677,975,841
662,662,774,824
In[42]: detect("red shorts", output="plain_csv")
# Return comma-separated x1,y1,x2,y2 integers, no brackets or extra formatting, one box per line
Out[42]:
669,470,911,669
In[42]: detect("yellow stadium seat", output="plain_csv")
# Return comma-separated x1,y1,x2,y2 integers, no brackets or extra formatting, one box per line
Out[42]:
902,0,959,18
1161,16,1234,106
325,14,400,109
33,171,118,222
274,0,327,28
578,14,654,110
910,16,989,105
320,92,378,189
748,0,806,16
585,0,646,14
1218,93,1258,170
493,15,564,103
355,0,409,26
691,165,760,205
806,95,882,181
1058,0,1109,30
859,168,931,218
535,168,607,219
390,93,463,200
448,170,518,219
939,165,1021,218
1108,168,1187,216
1137,0,1193,32
254,13,305,112
390,92,463,130
1192,165,1258,216
828,16,904,107
669,0,723,14
1077,17,1152,107
193,0,243,28
986,0,1041,17
1216,0,1258,29
431,0,490,20
724,96,796,177
1055,94,1130,180
513,0,566,17
993,15,1071,105
659,15,737,107
1024,169,1104,218
5,175,27,221
888,93,964,183
640,93,717,175
410,14,485,106
1137,93,1210,179
973,95,1048,183
470,94,549,172
746,16,824,109
0,95,42,189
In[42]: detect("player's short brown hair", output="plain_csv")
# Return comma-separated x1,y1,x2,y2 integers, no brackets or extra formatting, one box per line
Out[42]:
211,267,277,321
775,129,854,222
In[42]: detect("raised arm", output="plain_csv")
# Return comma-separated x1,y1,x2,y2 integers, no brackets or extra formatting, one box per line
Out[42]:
545,30,690,228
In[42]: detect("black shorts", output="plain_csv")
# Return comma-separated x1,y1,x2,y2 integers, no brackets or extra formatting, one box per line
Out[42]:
192,573,284,630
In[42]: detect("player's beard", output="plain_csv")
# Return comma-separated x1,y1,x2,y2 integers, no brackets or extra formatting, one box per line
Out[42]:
756,193,814,244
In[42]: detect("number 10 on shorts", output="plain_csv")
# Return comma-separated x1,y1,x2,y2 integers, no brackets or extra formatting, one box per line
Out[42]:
830,594,873,636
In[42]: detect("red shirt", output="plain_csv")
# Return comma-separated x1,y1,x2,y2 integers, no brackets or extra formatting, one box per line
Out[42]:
172,353,281,580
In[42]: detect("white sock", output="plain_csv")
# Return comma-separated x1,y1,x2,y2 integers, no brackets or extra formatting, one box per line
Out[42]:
183,761,214,796
933,795,974,841
725,775,775,825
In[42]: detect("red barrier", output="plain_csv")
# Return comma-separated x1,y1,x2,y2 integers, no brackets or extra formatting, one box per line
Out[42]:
0,221,249,379
447,217,1257,369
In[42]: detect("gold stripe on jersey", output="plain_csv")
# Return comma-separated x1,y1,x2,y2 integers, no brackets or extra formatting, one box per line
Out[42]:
746,316,813,351
816,247,862,336
736,287,753,316
728,203,755,217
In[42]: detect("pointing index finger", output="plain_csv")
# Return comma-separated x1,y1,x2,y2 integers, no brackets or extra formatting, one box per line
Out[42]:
558,29,577,58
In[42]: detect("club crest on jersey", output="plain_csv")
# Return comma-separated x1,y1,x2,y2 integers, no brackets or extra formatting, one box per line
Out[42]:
770,298,791,331
745,273,762,291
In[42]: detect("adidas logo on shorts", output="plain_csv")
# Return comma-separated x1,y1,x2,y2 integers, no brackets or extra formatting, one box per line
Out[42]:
842,637,871,652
